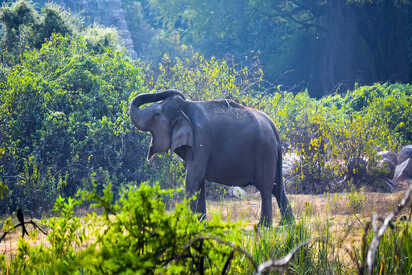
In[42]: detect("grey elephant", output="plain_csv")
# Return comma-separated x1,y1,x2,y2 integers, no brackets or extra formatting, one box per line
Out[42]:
129,89,294,226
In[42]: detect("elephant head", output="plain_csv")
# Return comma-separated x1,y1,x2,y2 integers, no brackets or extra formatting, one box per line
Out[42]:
129,90,193,161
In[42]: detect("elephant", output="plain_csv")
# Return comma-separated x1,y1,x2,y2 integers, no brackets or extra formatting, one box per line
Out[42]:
129,89,294,226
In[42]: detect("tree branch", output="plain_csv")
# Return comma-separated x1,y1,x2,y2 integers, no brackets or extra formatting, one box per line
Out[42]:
0,220,48,243
366,185,412,275
256,238,321,274
175,235,258,271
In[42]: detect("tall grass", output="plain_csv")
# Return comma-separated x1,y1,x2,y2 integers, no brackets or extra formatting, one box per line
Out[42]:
0,183,410,274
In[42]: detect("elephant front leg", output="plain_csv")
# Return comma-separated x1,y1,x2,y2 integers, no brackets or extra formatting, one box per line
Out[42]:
259,191,273,227
185,168,207,220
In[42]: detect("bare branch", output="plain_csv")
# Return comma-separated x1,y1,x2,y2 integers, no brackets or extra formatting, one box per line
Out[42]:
221,250,235,275
0,220,48,243
256,238,321,275
176,235,258,271
366,185,412,275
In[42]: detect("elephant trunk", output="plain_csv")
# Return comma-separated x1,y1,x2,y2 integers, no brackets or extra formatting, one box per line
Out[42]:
130,89,185,109
129,89,185,130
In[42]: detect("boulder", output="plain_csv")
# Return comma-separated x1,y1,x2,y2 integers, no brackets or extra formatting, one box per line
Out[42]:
376,151,397,178
282,152,299,178
398,145,412,164
393,158,412,183
377,151,398,166
228,187,247,200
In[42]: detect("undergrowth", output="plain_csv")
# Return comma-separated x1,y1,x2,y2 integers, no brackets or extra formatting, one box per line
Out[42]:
1,183,410,274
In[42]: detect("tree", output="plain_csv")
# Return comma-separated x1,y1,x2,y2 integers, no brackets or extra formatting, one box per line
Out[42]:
146,0,411,96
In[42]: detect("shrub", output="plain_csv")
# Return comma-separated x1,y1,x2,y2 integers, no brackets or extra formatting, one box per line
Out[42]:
0,32,148,214
1,182,344,274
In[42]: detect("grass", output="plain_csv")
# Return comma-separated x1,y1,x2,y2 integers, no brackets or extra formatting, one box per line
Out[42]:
207,187,410,271
0,182,411,273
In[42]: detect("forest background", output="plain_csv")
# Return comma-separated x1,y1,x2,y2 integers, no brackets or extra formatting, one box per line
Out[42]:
0,0,411,215
0,1,411,273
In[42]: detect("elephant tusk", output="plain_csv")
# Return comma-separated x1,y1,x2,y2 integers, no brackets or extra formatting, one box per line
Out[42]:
225,99,230,108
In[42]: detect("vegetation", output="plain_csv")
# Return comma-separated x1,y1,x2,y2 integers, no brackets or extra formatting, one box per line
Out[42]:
123,0,411,97
0,0,411,212
0,0,152,214
0,0,411,273
1,183,411,274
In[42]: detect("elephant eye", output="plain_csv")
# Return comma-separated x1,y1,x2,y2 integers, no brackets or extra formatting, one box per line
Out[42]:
152,113,161,120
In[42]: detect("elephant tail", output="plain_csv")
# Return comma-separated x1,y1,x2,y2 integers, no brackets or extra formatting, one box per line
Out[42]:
275,146,283,189
272,143,295,224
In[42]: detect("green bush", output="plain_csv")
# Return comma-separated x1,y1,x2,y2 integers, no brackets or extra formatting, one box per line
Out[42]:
0,0,82,65
5,194,86,274
1,1,411,213
0,31,149,214
1,182,344,274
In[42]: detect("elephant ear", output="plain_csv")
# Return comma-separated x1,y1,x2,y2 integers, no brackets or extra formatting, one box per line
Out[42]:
171,113,193,160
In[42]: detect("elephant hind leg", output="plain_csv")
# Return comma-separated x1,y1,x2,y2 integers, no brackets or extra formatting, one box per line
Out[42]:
272,183,294,224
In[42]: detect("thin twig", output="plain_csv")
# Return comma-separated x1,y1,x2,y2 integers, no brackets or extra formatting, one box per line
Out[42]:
336,219,356,249
175,235,258,271
221,250,234,275
256,238,321,275
366,185,412,275
0,220,48,243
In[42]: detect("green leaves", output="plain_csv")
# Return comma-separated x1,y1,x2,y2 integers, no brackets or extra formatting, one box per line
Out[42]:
0,17,146,214
74,182,239,274
1,182,347,274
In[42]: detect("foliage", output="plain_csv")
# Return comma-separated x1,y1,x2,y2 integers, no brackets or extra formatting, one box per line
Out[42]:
352,188,412,275
0,1,410,273
0,181,348,274
1,0,411,215
0,0,82,65
79,182,241,274
0,4,150,214
6,195,86,274
367,220,412,275
135,0,410,96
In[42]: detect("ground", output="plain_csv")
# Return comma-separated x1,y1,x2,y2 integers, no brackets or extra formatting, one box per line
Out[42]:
1,181,411,266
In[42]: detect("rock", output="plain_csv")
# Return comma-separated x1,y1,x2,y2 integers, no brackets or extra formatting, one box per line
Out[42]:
282,152,299,178
228,187,247,200
393,158,412,183
244,185,258,194
376,151,397,178
398,145,412,164
377,151,398,166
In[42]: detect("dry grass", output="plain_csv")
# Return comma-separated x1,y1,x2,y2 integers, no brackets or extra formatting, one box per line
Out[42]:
0,219,48,260
1,182,411,264
207,183,411,267
207,190,406,226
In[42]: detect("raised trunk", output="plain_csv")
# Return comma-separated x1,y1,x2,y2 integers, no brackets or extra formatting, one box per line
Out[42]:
129,89,185,130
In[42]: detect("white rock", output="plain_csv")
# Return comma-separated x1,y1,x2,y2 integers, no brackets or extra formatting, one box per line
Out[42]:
229,187,247,199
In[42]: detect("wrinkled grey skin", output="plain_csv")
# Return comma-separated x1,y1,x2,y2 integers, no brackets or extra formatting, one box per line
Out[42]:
130,90,294,226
